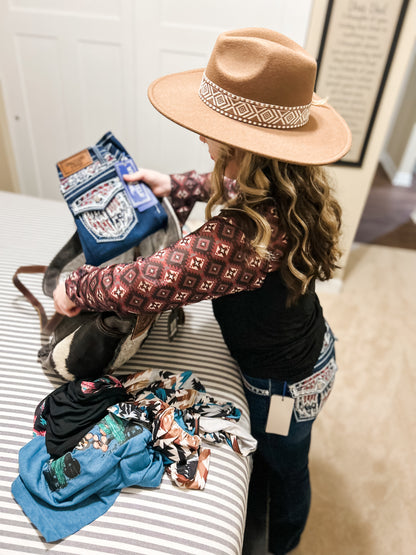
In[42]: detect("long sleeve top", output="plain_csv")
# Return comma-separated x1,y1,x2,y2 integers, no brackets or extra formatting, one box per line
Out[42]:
65,170,327,382
65,171,288,316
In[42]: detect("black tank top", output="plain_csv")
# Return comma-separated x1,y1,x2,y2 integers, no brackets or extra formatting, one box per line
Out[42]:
212,270,326,382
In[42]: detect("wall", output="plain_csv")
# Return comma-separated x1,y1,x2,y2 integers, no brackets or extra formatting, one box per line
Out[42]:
382,44,416,186
306,0,416,282
386,51,416,168
0,80,19,192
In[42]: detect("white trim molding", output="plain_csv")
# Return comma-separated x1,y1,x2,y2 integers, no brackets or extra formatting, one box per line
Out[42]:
381,122,416,188
379,150,397,183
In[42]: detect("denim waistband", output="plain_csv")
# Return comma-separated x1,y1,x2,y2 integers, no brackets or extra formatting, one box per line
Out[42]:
241,321,336,396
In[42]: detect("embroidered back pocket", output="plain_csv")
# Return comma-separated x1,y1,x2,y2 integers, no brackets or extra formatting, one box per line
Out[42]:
288,358,337,422
58,132,168,267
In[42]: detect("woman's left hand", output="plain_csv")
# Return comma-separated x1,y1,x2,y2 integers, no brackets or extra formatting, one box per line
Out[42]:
53,282,82,317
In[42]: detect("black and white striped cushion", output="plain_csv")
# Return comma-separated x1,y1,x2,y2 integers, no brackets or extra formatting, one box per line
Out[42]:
0,192,251,555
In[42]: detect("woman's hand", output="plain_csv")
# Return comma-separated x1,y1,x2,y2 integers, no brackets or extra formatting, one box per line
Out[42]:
53,282,82,317
123,168,172,198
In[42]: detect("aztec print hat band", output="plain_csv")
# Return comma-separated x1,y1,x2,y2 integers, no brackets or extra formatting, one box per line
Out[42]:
148,27,352,166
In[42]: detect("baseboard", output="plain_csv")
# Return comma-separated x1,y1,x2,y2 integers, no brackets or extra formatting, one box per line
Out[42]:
316,278,343,294
379,150,414,188
379,151,397,182
392,171,413,187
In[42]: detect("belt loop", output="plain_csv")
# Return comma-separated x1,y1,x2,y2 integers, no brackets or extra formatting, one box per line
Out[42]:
92,145,105,164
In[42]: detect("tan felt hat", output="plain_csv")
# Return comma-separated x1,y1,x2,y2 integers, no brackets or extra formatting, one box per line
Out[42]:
148,28,352,166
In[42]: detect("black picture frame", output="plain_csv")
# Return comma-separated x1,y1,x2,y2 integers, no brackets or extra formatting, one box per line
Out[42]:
316,0,409,167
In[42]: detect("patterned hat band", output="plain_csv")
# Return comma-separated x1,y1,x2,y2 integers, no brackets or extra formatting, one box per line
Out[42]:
199,73,312,130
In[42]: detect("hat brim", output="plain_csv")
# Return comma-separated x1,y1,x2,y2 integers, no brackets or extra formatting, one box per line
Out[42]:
148,69,352,166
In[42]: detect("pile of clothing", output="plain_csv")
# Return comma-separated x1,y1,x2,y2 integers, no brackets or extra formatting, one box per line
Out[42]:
12,369,256,542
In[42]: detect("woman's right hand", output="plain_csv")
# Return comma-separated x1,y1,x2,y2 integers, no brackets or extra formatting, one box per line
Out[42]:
123,168,172,198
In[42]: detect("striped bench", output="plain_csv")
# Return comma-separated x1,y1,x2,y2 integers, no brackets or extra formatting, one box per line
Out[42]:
0,191,251,555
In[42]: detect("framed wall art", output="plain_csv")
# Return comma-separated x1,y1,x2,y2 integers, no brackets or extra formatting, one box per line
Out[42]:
316,0,409,166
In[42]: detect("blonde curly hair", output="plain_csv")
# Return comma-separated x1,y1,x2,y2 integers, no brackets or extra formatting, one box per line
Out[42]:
206,143,343,305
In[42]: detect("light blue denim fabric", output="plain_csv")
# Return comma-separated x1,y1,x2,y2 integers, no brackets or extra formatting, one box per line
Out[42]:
12,413,164,542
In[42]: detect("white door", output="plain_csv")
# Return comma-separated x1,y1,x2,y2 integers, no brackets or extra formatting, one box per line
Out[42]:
0,0,312,200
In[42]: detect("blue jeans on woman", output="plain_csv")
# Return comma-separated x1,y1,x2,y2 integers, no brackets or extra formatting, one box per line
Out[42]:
242,324,337,554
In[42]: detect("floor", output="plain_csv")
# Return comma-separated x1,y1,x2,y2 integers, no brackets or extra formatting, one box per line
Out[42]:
353,164,416,250
242,165,416,555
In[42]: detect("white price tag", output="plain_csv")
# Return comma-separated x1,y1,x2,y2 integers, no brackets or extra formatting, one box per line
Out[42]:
265,395,294,436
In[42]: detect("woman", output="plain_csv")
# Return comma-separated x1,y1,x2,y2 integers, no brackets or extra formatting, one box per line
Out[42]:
54,28,351,554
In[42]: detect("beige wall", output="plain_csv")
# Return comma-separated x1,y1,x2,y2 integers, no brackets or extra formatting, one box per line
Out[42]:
306,0,416,280
385,48,416,169
0,80,19,193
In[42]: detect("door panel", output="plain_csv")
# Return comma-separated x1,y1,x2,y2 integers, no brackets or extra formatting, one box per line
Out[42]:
0,0,135,199
0,1,312,199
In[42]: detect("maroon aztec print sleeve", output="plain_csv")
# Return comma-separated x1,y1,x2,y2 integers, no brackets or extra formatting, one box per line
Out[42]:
168,171,240,226
169,171,211,226
65,211,285,316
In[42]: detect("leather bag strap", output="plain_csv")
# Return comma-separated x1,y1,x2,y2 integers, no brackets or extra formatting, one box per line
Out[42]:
42,232,83,297
12,265,63,334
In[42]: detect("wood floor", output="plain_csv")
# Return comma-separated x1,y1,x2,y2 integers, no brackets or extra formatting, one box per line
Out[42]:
354,164,416,250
